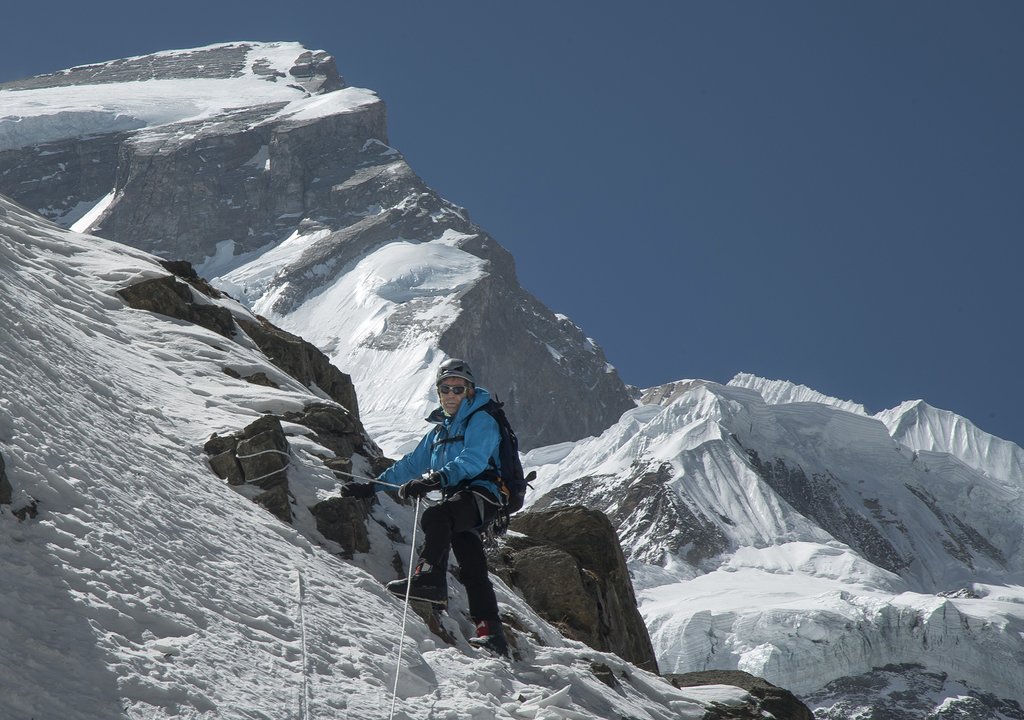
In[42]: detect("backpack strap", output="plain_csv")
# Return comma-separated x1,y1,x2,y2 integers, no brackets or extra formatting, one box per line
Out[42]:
431,405,503,500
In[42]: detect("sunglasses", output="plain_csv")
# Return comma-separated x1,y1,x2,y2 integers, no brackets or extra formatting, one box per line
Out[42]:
438,384,468,395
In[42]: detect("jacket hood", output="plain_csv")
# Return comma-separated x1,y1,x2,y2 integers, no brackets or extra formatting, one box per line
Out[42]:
427,386,492,425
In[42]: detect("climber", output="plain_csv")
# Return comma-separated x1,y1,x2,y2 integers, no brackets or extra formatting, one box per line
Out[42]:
341,358,510,657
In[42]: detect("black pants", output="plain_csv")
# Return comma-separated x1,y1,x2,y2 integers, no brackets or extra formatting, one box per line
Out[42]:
419,492,499,622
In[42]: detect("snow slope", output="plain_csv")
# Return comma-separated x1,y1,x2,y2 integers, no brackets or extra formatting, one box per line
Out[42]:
0,195,748,719
215,227,487,456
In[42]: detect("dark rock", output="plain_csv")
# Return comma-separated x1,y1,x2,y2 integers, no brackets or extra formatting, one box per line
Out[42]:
311,496,371,558
234,416,292,522
235,416,290,489
245,372,278,388
237,317,360,417
668,670,814,720
206,416,293,522
745,450,910,575
492,506,658,672
117,275,235,338
206,401,382,533
208,450,244,486
159,259,226,299
0,451,11,505
323,456,353,479
589,662,621,690
13,500,38,521
281,402,362,458
0,134,126,223
223,367,278,388
0,44,254,91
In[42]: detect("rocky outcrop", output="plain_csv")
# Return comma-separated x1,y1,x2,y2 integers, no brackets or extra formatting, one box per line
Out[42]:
0,43,358,240
205,402,380,535
490,506,658,672
117,273,235,338
0,451,10,505
117,260,361,416
668,671,814,720
115,252,381,535
236,318,360,418
206,415,293,521
309,495,373,559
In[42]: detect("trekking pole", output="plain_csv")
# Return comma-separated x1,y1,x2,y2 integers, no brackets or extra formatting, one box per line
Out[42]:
388,494,421,720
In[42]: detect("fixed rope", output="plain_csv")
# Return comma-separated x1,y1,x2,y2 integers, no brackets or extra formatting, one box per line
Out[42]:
388,495,422,720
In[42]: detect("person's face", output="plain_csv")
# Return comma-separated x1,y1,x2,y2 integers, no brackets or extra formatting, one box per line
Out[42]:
438,377,471,416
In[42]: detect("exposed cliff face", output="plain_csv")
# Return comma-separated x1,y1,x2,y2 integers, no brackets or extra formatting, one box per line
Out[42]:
0,42,633,450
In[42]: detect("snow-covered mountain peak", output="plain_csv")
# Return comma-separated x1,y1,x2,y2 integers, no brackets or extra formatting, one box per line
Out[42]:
0,41,372,153
0,42,635,454
527,372,1024,710
878,398,1024,493
728,372,868,415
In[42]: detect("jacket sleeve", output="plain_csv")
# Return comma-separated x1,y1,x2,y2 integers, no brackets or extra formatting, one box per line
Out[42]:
440,410,500,485
374,430,435,492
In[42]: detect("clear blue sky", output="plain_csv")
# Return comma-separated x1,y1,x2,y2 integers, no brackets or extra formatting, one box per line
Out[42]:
3,2,1022,445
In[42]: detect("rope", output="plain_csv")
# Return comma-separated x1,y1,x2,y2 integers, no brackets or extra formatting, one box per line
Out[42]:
243,466,290,485
329,466,405,488
235,448,291,460
388,495,422,720
233,448,292,485
295,567,310,720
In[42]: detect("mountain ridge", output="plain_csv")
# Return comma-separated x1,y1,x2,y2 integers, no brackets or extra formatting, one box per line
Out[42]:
0,40,634,452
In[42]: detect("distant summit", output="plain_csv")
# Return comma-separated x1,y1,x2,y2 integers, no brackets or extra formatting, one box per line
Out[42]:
0,41,634,451
527,375,1024,713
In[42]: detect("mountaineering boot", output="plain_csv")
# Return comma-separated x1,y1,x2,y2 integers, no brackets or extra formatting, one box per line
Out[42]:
468,619,509,657
386,559,448,605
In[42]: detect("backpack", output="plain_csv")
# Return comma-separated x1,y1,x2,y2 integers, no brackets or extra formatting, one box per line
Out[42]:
467,399,536,517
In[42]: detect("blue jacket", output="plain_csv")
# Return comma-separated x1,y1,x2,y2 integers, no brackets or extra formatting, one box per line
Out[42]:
375,386,502,501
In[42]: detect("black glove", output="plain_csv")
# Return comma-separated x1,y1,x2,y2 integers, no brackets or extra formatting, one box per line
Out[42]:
399,471,444,500
340,482,375,499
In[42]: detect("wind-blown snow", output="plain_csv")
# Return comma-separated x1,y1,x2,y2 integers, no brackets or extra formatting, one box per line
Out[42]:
216,229,489,456
1,195,745,719
729,372,867,415
0,42,378,152
879,399,1024,492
